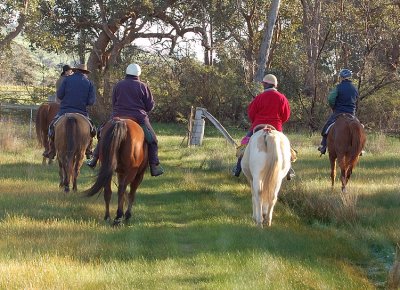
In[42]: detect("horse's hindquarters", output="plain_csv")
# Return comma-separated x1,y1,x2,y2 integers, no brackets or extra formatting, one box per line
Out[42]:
54,114,92,192
241,130,292,227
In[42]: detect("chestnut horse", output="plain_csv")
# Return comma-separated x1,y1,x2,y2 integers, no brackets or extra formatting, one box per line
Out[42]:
85,118,148,226
327,113,366,193
35,102,60,164
241,125,292,228
54,113,92,192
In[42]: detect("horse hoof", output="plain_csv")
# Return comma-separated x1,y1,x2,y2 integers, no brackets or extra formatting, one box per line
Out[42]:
124,212,132,221
112,218,123,227
64,187,70,193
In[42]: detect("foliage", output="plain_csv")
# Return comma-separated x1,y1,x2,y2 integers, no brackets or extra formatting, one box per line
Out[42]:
1,0,400,132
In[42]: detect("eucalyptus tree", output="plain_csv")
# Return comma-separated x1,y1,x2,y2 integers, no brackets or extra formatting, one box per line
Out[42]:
0,0,32,49
26,0,210,119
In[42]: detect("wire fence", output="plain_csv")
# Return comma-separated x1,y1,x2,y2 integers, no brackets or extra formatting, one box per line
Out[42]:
0,103,40,138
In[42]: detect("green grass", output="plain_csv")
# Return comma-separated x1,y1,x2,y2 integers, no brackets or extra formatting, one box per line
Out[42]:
0,122,399,289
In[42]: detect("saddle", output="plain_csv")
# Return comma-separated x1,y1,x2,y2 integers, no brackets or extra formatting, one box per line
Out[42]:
235,124,297,162
109,117,156,144
323,113,362,136
55,113,96,137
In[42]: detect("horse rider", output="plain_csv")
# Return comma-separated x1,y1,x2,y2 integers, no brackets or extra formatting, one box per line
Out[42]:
54,64,73,103
43,63,96,160
86,63,164,177
233,74,295,179
317,68,358,155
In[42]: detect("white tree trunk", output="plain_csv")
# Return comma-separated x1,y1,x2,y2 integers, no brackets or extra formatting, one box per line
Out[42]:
255,0,281,82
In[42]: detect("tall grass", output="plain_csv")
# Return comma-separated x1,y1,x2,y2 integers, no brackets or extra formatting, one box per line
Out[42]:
0,122,399,289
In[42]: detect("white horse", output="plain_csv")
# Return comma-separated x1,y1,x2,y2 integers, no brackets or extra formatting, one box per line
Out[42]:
241,126,292,228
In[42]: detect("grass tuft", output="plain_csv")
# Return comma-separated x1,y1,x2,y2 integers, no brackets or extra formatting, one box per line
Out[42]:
281,181,359,225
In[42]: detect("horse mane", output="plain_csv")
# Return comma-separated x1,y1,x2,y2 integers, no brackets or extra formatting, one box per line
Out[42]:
261,132,280,199
86,120,128,197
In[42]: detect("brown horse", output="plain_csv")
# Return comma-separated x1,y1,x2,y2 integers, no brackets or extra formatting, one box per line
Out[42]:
85,118,148,226
327,113,366,193
35,102,60,164
54,113,92,192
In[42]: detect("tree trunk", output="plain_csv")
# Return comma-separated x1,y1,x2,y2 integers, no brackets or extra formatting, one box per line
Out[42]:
255,0,281,82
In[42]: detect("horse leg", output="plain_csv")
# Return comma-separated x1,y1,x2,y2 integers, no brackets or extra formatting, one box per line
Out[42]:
125,171,144,221
72,153,84,192
340,168,347,193
72,158,78,192
104,180,112,222
262,202,269,226
113,182,128,226
264,196,278,227
252,179,263,227
63,160,70,193
58,159,64,188
329,154,337,188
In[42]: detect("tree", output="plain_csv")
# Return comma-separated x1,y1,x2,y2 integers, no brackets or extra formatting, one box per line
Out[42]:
0,0,30,49
255,0,281,82
28,0,210,119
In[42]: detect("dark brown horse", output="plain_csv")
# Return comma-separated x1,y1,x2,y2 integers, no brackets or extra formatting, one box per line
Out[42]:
85,118,148,226
327,113,366,192
35,102,60,164
54,113,92,192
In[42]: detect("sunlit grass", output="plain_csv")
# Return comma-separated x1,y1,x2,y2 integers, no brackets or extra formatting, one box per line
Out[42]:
0,122,399,289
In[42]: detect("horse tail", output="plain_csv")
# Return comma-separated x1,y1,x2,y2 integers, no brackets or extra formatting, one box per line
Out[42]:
261,132,280,198
349,120,364,165
35,104,47,146
65,117,77,179
86,121,127,197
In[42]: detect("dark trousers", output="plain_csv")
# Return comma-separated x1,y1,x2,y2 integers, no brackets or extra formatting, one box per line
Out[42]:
235,130,254,173
143,119,160,165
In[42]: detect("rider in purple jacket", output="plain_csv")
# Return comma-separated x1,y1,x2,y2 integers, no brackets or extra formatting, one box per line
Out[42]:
86,63,164,177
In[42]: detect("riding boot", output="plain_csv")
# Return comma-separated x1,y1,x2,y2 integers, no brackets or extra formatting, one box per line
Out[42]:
232,157,242,177
85,138,93,159
43,121,56,159
43,136,56,159
318,135,327,155
86,143,99,168
286,167,296,180
148,142,164,176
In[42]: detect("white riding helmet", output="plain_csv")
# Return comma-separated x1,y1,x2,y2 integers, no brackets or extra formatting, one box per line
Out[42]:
262,74,278,87
126,63,141,76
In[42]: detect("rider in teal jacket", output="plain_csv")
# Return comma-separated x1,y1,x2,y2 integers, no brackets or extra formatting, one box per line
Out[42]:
318,69,358,154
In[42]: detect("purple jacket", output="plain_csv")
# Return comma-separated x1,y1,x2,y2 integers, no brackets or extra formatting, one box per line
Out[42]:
112,75,155,123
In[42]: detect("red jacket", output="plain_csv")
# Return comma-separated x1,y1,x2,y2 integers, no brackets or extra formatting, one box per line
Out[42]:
247,88,290,132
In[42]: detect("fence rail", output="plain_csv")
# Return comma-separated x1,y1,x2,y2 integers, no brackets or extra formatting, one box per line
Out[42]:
0,102,40,138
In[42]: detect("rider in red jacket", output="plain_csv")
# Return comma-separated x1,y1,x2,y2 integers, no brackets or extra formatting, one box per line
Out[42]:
247,77,290,132
233,74,294,178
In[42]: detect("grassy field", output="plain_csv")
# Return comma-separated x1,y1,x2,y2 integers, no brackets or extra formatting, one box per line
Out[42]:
0,121,399,289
